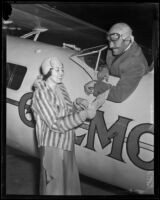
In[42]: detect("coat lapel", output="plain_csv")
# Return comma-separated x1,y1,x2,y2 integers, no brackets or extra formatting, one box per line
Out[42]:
106,42,139,77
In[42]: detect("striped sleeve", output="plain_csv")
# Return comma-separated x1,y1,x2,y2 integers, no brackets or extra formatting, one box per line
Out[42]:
32,88,87,134
57,110,87,132
32,89,60,133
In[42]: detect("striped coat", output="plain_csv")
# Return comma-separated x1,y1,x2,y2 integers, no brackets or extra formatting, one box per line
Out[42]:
31,78,85,151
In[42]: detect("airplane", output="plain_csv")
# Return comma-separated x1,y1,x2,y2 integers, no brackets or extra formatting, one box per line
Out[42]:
5,3,154,194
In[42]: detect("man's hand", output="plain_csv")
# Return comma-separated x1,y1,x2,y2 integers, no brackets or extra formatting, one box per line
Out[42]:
84,80,96,95
93,81,112,97
97,67,109,81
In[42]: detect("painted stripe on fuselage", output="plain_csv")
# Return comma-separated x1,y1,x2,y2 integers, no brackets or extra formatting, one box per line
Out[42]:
7,98,19,107
7,97,30,110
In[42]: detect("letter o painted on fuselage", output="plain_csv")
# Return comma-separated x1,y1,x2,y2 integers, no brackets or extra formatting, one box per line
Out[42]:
127,123,154,170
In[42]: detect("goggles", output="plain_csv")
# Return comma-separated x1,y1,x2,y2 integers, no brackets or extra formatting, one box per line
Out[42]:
107,32,129,42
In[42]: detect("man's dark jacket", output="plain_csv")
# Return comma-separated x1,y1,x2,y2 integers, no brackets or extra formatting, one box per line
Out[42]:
105,42,149,103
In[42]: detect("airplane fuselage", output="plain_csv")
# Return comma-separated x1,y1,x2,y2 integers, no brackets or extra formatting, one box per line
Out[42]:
6,36,154,194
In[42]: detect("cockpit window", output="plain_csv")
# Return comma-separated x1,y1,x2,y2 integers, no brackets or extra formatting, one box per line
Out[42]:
6,63,27,90
74,45,107,71
82,52,99,70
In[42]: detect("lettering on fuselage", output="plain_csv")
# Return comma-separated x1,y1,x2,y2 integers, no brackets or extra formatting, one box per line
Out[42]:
18,92,35,128
7,92,154,171
77,112,154,171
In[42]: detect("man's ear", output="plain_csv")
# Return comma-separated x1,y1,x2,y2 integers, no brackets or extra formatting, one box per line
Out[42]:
122,34,134,43
130,35,134,43
122,33,134,43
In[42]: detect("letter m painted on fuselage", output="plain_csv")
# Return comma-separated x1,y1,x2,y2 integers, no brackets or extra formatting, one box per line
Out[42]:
76,110,132,163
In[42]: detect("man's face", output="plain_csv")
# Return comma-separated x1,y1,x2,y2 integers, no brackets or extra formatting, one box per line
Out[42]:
51,63,64,83
107,30,129,56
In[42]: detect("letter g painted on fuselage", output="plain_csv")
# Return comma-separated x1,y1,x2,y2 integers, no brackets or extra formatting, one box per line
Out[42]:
18,92,35,128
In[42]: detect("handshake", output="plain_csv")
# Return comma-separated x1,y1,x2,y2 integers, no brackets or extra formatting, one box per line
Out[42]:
84,67,112,97
74,91,107,120
73,67,111,121
74,98,95,119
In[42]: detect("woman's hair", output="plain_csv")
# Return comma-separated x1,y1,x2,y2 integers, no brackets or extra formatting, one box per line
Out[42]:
43,68,52,81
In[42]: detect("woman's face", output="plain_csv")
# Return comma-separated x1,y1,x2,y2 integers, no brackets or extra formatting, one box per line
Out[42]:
51,63,64,83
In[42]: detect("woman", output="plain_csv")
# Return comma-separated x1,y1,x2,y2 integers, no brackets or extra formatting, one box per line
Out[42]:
31,56,97,195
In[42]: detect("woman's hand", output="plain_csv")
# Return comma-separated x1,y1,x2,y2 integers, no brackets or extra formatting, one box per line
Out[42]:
74,98,89,111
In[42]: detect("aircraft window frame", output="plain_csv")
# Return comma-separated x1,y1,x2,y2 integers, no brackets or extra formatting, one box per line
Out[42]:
74,44,108,71
6,63,27,90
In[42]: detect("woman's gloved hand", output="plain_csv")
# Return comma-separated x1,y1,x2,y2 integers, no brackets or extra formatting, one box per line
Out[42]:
74,98,89,111
85,102,97,119
80,102,97,120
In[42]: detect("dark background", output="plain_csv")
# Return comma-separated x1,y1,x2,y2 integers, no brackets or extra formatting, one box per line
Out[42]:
3,2,159,64
49,2,158,49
